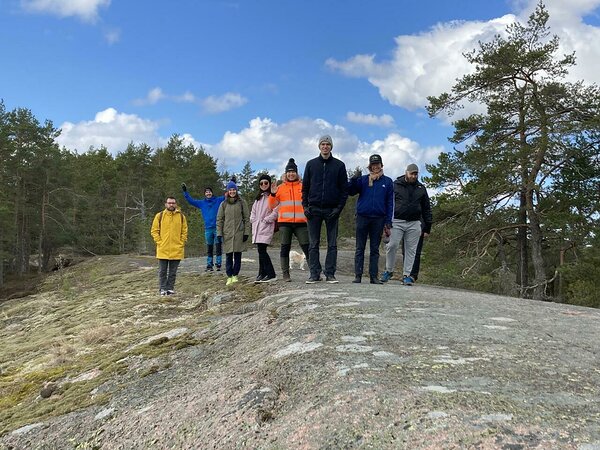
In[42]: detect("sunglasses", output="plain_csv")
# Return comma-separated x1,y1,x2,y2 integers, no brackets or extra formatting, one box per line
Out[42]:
260,180,270,185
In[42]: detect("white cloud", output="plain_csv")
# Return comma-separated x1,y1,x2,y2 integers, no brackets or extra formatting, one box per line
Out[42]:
212,117,442,178
346,112,395,127
201,92,248,114
104,28,120,45
132,88,246,114
327,0,600,112
57,108,162,154
21,0,111,22
133,87,165,106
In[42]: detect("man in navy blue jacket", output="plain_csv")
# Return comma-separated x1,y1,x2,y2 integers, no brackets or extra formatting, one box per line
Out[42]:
347,154,394,284
181,184,225,271
302,135,348,283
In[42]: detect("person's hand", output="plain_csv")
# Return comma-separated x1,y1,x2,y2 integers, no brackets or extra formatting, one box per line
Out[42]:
181,183,187,192
304,206,313,219
271,179,280,194
384,223,392,237
243,234,249,242
327,207,341,220
351,168,362,179
423,232,430,238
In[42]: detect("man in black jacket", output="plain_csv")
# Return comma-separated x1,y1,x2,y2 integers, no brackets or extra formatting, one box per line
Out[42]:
302,135,348,283
380,163,432,285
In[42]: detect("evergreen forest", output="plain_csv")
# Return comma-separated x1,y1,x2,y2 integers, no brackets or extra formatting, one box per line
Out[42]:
1,3,598,307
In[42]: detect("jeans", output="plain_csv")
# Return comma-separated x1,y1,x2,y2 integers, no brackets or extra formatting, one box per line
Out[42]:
384,219,421,276
205,227,222,268
256,243,276,278
158,259,180,292
307,207,339,278
354,215,386,278
225,252,242,277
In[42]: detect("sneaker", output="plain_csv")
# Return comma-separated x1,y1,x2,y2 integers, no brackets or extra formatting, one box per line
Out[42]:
259,275,277,283
380,271,393,283
205,266,214,272
352,276,361,284
370,277,384,285
402,275,415,286
305,276,322,284
326,276,339,284
254,275,265,283
226,277,233,286
160,290,168,296
231,275,239,284
216,265,222,271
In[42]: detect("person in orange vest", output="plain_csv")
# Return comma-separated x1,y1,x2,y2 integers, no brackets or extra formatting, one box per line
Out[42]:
268,158,309,282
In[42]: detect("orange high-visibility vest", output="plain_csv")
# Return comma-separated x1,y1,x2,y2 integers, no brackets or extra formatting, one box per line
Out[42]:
268,179,306,224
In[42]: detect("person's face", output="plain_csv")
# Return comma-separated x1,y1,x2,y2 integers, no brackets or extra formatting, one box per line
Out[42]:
405,170,419,183
259,179,271,191
286,170,298,181
228,188,237,197
204,190,213,199
165,199,177,211
370,163,383,174
319,141,332,157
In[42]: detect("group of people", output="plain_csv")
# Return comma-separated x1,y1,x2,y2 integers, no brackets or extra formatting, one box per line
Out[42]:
150,135,432,295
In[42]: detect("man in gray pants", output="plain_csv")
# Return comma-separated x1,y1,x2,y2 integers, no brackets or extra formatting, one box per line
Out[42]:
381,163,432,285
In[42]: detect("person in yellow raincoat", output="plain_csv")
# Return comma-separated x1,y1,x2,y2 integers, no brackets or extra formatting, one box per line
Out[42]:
151,196,188,295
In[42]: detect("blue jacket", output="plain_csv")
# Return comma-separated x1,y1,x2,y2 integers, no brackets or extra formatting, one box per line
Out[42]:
183,191,225,229
348,174,394,225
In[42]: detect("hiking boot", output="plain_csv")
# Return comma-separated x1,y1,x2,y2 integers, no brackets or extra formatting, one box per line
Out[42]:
226,277,233,286
205,266,213,272
160,290,168,296
231,275,239,284
306,276,322,284
380,271,393,283
282,271,291,282
352,275,361,284
216,265,222,271
370,277,384,285
402,275,415,286
326,275,339,284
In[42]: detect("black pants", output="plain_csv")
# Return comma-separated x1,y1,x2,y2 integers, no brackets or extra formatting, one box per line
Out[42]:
279,223,309,260
158,259,180,292
225,252,242,277
307,207,339,278
410,234,425,280
256,243,276,278
354,215,386,278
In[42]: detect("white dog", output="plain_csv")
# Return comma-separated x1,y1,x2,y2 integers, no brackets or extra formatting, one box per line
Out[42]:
289,250,307,270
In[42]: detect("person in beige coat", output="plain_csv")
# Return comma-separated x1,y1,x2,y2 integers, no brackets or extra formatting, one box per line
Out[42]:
216,178,251,285
150,196,188,295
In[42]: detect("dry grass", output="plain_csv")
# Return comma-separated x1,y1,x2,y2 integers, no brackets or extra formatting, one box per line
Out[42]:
0,254,268,435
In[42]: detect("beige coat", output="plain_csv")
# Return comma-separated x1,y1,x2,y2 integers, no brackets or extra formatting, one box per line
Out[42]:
216,197,251,253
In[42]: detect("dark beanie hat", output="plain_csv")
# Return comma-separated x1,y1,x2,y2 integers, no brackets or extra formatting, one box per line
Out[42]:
285,158,298,172
204,187,213,194
258,173,271,184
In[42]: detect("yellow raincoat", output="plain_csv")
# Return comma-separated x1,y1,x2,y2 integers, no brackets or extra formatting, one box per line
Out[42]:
151,209,188,260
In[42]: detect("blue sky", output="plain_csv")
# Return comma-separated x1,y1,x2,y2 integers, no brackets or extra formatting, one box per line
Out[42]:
2,0,600,177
